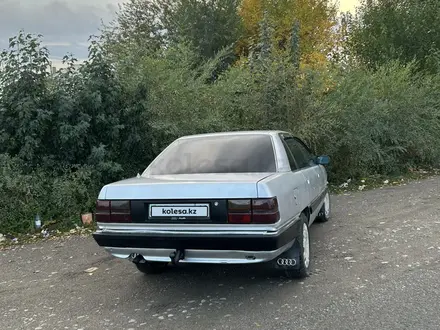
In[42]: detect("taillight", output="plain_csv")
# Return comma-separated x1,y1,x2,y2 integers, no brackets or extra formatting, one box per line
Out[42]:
95,200,132,223
228,199,252,224
252,198,280,224
110,200,132,223
95,200,110,223
227,197,280,224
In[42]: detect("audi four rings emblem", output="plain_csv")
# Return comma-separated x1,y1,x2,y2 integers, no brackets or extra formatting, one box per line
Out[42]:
277,258,297,266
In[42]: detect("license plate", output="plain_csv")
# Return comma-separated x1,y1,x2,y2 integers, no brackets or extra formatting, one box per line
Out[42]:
149,204,210,219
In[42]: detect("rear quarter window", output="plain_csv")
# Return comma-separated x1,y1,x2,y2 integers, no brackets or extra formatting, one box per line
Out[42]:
146,134,277,175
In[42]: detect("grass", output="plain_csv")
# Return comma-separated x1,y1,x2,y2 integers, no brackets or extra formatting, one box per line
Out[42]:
0,225,96,250
329,167,440,194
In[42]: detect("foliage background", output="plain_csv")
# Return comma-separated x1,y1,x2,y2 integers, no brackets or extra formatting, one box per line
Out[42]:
1,0,440,234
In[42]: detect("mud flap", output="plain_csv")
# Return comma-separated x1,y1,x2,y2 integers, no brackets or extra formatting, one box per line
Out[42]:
272,239,301,270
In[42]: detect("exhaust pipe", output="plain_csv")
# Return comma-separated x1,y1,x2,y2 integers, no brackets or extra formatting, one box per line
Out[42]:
129,251,185,265
129,253,145,264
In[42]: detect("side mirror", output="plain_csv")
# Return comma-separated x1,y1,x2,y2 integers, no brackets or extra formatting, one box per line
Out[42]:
316,155,330,165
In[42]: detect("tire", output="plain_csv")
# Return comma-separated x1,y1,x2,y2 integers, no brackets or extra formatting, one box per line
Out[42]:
135,261,168,274
275,213,311,279
316,191,331,223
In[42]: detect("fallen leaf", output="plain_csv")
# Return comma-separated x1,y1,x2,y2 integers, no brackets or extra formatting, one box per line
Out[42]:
84,267,98,273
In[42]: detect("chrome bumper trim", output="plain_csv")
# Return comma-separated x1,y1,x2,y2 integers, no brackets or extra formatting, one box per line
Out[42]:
97,215,300,238
105,242,294,264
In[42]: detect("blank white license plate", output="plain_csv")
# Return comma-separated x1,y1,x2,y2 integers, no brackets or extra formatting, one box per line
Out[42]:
149,204,210,218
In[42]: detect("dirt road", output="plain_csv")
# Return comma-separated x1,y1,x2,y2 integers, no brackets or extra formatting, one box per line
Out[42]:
2,177,440,330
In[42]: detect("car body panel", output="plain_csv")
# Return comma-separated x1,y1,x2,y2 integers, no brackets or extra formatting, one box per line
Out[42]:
100,173,275,200
256,171,309,227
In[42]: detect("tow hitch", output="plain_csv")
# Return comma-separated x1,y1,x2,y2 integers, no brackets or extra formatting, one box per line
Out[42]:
169,249,185,265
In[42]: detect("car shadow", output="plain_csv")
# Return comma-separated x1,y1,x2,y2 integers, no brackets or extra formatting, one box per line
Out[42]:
126,251,312,302
111,225,334,320
139,261,290,285
129,262,299,312
117,223,332,316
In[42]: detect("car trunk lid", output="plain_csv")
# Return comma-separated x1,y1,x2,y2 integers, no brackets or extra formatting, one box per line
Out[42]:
102,173,274,200
99,173,275,224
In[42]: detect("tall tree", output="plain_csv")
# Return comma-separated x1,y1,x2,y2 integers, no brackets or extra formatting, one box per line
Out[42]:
238,0,337,67
349,0,440,72
167,0,242,59
100,0,168,59
102,0,242,60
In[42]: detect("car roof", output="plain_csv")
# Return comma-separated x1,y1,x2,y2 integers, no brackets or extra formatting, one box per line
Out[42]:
178,130,289,140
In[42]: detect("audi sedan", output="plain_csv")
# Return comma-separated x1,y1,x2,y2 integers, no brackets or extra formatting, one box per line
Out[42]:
92,131,331,278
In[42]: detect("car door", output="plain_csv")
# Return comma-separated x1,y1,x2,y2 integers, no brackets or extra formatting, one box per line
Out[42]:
278,134,310,218
280,134,316,208
293,137,327,196
283,136,322,217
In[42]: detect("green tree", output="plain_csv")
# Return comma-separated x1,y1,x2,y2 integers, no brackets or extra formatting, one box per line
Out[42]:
102,0,242,60
0,32,130,180
349,0,440,72
100,0,167,57
239,0,337,68
167,0,242,59
0,31,53,166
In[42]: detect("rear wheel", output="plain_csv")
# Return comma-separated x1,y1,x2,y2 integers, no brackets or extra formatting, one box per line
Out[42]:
135,261,168,274
275,213,311,279
316,191,331,223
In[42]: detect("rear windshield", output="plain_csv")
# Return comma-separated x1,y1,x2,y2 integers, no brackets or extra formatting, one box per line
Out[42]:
145,134,277,175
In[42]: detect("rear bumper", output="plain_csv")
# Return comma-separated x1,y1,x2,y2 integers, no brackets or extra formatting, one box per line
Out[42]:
103,246,293,264
92,218,301,264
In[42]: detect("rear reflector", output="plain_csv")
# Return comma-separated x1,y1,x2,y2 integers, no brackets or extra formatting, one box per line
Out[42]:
228,214,252,224
109,214,132,223
251,212,280,224
95,200,132,223
227,197,280,224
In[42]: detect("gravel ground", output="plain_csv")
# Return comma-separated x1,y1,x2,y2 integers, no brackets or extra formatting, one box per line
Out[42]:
1,177,440,330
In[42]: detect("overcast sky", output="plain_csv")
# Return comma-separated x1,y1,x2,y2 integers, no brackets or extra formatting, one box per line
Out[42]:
0,0,121,61
0,0,359,64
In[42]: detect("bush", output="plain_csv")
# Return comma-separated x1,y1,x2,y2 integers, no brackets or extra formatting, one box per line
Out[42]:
0,154,100,234
318,61,440,180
